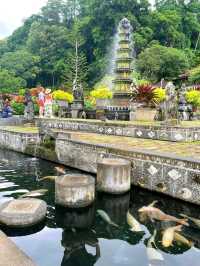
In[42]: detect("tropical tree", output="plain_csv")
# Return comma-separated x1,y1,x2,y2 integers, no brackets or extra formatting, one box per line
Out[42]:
0,50,40,87
0,69,26,93
137,44,189,82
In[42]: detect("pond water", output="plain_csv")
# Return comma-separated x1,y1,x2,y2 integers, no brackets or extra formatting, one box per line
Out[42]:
0,149,200,266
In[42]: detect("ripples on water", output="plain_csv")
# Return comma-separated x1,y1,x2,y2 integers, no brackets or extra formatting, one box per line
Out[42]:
0,149,200,266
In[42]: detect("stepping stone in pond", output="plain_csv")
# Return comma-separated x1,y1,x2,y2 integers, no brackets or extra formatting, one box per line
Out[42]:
55,174,95,208
97,158,131,194
0,230,37,266
0,198,47,227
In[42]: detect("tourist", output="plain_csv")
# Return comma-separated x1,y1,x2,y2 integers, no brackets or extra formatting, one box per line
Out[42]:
44,89,53,118
0,95,3,117
38,87,45,117
2,99,12,118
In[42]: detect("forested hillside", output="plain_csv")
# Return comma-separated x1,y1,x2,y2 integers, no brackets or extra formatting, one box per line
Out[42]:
1,0,200,92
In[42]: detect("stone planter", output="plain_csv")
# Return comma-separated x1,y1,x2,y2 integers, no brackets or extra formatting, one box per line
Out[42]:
85,109,96,119
96,98,110,109
135,107,157,121
56,100,69,108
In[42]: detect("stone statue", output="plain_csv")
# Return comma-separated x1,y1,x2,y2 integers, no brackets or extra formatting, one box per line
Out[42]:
24,90,34,121
160,82,178,123
119,18,133,40
72,79,83,101
178,83,193,121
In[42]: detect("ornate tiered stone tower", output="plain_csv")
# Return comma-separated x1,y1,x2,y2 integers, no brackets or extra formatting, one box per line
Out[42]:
112,18,133,107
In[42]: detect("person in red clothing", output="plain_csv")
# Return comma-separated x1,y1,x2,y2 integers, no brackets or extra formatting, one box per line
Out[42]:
44,89,53,117
38,87,45,117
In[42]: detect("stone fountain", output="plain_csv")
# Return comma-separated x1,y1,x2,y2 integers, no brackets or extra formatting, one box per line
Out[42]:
111,18,133,108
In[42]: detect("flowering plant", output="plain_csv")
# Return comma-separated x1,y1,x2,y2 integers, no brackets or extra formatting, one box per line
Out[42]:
90,86,112,99
30,88,40,96
14,95,25,103
185,90,200,108
52,90,74,103
133,83,155,106
153,87,166,103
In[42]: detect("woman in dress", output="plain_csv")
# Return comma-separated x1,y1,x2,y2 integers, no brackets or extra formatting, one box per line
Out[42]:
44,89,53,118
38,87,45,118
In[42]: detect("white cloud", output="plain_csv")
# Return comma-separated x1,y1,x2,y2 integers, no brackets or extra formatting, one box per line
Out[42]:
0,0,48,38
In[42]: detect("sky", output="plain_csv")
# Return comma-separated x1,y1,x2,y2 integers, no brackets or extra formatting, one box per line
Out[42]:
0,0,155,39
0,0,48,39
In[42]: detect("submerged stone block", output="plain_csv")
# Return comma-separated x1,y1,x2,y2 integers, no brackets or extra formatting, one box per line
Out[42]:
97,158,131,194
55,174,95,208
0,199,47,227
0,230,37,266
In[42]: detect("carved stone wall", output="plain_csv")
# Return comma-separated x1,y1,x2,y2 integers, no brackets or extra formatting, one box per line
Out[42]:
36,118,200,142
56,138,200,205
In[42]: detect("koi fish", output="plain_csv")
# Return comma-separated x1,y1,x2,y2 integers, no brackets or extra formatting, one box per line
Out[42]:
97,210,119,227
55,166,66,175
139,201,158,223
162,225,182,248
174,232,193,247
127,211,143,232
138,206,188,226
39,176,57,181
147,230,165,265
20,189,48,198
180,214,200,228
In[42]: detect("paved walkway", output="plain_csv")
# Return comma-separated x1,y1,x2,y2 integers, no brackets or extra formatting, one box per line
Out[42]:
1,125,200,160
67,131,200,160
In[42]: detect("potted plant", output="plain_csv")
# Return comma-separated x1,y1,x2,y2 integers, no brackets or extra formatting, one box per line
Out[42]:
84,96,96,119
133,83,160,121
52,90,74,107
185,89,200,112
90,86,113,108
90,86,112,120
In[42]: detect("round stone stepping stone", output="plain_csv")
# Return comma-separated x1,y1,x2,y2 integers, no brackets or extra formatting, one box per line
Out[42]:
0,198,47,227
97,158,131,194
55,174,95,208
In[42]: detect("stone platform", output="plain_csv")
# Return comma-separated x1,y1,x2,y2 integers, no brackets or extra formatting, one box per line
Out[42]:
0,230,37,266
36,118,200,142
1,125,200,205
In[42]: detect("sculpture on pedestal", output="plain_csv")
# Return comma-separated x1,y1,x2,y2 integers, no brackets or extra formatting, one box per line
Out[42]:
24,90,34,121
70,40,84,118
178,83,193,121
160,82,178,124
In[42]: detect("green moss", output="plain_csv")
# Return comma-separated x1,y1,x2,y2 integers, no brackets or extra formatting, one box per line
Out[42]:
0,126,38,134
25,144,58,162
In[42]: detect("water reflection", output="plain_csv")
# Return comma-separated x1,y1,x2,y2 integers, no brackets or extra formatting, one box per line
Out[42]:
0,220,46,237
0,149,200,266
61,229,100,266
56,205,95,229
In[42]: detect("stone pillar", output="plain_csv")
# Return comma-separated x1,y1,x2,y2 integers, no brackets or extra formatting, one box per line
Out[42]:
97,158,131,194
71,100,84,119
55,174,95,208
